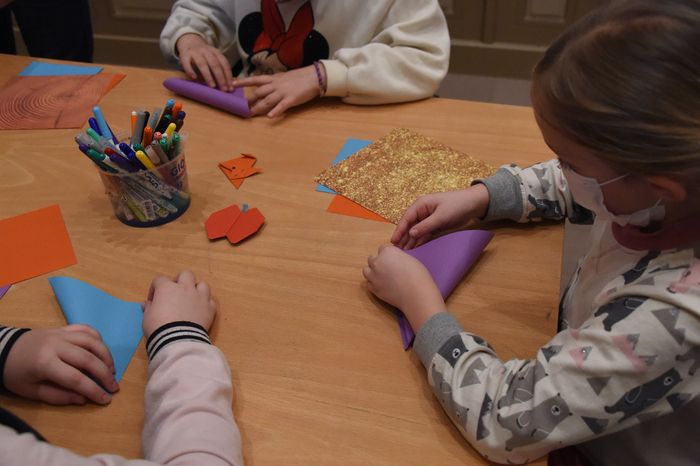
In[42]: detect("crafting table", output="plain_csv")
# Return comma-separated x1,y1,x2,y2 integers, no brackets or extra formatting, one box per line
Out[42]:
0,54,562,465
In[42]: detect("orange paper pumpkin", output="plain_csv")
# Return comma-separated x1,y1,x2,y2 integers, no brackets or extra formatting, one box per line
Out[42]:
205,204,265,245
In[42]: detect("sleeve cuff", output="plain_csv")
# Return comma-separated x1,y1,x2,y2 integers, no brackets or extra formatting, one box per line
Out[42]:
473,168,524,222
320,59,348,98
414,313,463,368
146,321,211,361
0,327,30,392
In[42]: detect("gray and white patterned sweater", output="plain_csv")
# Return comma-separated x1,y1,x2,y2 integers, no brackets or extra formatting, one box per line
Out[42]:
414,160,700,465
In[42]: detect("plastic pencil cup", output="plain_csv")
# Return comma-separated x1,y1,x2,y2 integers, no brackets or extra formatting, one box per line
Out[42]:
98,151,191,227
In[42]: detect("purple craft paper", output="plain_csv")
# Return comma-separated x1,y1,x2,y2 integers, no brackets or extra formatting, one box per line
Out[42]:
397,230,494,349
163,77,251,118
0,284,9,299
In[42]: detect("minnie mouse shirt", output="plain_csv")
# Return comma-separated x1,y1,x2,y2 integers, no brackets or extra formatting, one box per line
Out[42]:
160,0,450,105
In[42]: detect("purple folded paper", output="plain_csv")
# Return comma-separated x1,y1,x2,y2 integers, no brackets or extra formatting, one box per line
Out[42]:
398,230,494,349
163,77,251,118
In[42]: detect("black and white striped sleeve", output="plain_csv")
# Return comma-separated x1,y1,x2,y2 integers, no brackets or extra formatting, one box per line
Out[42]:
0,326,30,392
146,321,211,360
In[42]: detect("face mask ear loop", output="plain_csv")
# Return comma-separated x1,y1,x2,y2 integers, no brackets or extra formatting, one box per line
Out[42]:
599,173,629,187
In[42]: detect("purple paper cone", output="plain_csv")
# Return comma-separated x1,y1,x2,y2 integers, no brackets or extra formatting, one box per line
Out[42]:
163,78,252,118
397,230,494,349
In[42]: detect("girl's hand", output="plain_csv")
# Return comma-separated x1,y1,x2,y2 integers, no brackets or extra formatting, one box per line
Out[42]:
3,325,118,405
176,33,234,91
363,245,445,332
143,270,216,339
233,64,322,118
391,184,491,250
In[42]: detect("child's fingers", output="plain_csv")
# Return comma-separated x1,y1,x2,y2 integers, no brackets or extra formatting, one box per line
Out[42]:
195,280,210,296
204,50,230,91
180,56,198,81
150,276,173,295
192,56,216,88
63,323,100,339
267,97,293,118
233,75,273,88
250,92,282,116
213,52,233,91
47,360,112,405
35,383,87,406
59,343,117,393
64,331,115,375
362,265,373,281
176,270,196,286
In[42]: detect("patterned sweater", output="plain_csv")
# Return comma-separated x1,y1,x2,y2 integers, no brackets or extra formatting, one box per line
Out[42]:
414,160,700,465
160,0,450,104
0,322,244,466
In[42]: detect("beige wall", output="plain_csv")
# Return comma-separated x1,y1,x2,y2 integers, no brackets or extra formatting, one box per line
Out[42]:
12,0,606,77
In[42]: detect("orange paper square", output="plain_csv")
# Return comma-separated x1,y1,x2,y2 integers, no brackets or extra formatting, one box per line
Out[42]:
0,204,77,284
326,195,390,223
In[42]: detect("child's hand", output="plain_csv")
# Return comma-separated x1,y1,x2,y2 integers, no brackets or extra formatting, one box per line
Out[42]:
176,33,234,91
392,184,491,250
232,64,322,118
143,270,216,339
363,245,445,332
3,325,118,405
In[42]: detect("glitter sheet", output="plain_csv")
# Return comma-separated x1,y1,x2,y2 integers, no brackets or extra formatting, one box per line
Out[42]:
315,128,496,223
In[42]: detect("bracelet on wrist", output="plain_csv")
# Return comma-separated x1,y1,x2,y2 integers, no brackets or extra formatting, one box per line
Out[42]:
312,61,326,97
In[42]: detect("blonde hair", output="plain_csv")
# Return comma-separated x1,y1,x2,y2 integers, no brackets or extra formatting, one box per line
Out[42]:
532,0,700,180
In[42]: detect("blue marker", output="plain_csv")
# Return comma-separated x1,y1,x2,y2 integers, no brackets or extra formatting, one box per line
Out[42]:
88,117,102,136
119,142,146,170
108,153,137,172
92,106,113,141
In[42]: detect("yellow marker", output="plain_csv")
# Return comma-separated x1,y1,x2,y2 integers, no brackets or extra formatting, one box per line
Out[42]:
135,150,156,170
164,122,176,141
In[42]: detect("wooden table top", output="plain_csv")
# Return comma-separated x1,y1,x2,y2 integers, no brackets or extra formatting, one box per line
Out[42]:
0,54,560,465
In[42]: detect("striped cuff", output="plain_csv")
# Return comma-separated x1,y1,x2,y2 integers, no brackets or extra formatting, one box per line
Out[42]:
0,326,31,392
146,321,211,360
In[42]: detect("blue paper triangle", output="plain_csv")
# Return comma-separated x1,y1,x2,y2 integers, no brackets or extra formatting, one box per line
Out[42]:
19,61,102,77
316,138,372,193
49,277,143,382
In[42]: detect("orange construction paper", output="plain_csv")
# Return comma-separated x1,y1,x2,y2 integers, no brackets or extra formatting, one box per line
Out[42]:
326,195,390,223
205,204,241,239
219,154,262,189
227,208,265,244
0,74,125,129
0,204,77,285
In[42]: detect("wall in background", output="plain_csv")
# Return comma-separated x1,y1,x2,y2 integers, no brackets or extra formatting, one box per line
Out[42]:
12,0,606,80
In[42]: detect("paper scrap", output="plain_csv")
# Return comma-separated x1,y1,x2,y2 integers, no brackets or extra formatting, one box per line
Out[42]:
219,154,262,189
49,276,143,382
19,61,102,77
326,195,390,223
0,205,77,285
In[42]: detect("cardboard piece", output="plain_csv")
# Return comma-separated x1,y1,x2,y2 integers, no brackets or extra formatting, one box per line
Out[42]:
397,230,494,349
49,276,143,382
0,74,125,129
219,154,262,189
163,78,252,118
0,205,77,285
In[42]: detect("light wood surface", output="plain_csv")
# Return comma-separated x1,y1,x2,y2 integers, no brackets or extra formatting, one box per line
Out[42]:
0,54,561,465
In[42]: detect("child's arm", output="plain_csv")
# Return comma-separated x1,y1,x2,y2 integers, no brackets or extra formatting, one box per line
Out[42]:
1,324,118,405
0,271,243,466
160,0,237,90
366,249,700,463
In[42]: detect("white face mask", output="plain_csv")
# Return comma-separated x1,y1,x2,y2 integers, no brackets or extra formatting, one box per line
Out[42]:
561,164,665,227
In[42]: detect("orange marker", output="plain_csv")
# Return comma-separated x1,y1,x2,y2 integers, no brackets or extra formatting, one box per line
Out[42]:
171,101,182,118
142,126,153,146
130,111,137,139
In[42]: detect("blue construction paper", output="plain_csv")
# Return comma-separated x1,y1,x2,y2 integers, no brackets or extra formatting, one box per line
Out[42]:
49,276,143,382
316,138,372,194
19,61,102,77
0,284,9,299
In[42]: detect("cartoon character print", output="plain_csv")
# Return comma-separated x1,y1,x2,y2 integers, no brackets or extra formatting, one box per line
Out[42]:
622,251,661,284
676,346,700,375
527,195,563,220
497,361,548,409
496,394,572,451
604,368,682,422
437,334,469,368
593,296,647,331
667,261,700,294
476,394,493,440
430,364,469,429
236,0,329,76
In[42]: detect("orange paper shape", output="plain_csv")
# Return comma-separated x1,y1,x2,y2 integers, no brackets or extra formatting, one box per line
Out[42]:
219,154,262,189
205,204,241,239
205,204,265,245
227,208,265,244
0,74,125,129
326,195,390,223
0,204,77,285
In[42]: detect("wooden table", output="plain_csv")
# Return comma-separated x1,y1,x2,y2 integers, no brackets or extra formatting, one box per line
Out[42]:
0,55,561,465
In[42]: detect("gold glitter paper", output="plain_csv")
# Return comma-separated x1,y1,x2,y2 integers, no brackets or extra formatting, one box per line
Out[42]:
315,128,496,223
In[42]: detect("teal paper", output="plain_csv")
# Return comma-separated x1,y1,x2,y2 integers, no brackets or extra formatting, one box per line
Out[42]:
316,138,372,194
49,277,143,382
19,61,102,77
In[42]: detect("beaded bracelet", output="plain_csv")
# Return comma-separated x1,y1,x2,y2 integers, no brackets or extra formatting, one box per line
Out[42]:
312,61,326,97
